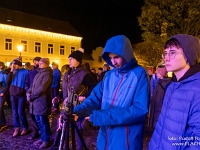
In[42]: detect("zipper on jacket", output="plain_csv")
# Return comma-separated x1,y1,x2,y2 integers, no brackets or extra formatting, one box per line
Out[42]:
110,73,124,109
126,125,129,149
105,74,124,150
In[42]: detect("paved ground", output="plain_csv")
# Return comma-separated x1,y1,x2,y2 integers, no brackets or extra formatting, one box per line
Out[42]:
0,106,152,150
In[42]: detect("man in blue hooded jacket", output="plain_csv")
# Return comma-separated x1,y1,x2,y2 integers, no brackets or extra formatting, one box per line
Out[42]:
74,35,149,150
149,34,200,150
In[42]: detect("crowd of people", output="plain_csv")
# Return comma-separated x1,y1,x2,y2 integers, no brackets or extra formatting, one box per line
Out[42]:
0,33,200,150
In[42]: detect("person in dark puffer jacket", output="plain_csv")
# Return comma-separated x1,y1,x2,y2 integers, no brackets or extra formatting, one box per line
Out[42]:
53,48,96,150
149,34,200,150
27,58,53,149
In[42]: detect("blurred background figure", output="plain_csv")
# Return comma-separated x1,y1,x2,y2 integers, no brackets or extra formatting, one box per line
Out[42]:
25,62,33,71
0,62,7,131
97,67,104,82
51,62,61,114
90,68,96,74
147,67,154,80
82,62,97,83
102,63,110,74
149,64,171,129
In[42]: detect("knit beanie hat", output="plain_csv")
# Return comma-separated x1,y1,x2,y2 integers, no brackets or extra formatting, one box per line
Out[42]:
33,57,41,62
12,57,22,67
156,66,168,77
40,58,50,66
170,34,200,67
68,48,84,64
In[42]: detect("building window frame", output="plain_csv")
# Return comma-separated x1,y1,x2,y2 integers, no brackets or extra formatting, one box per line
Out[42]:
60,45,65,55
71,46,75,53
48,43,54,54
35,42,41,53
5,38,12,50
20,40,28,52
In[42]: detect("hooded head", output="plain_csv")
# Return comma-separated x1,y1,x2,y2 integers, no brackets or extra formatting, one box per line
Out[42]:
102,35,137,72
166,34,200,67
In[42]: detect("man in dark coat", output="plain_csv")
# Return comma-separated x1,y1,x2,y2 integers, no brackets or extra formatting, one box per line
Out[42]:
27,58,52,149
25,56,41,139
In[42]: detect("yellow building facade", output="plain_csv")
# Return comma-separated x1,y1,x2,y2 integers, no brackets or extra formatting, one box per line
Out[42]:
0,7,82,69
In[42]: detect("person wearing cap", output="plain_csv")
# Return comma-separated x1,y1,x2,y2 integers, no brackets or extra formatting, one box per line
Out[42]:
149,34,200,149
51,62,61,113
73,35,149,150
25,56,41,140
149,64,171,129
27,58,53,149
0,62,7,131
6,57,29,137
54,48,96,149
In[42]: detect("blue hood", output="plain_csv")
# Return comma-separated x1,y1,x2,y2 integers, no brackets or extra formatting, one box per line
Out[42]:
102,35,137,72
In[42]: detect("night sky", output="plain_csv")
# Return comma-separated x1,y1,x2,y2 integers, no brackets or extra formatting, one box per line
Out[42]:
0,0,144,54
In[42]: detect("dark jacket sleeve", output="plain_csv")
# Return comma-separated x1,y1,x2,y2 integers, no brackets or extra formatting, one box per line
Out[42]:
25,71,30,92
82,73,97,97
2,71,13,94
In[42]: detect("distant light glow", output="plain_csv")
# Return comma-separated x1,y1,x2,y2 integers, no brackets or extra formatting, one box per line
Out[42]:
6,62,10,66
0,23,82,41
17,45,23,52
55,60,59,64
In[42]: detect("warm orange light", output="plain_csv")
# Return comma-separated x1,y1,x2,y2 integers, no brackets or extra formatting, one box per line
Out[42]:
17,45,23,52
0,23,82,41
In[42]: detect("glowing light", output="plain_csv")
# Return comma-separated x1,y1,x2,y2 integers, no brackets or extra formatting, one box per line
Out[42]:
55,60,59,64
6,62,11,66
0,23,82,41
17,45,23,52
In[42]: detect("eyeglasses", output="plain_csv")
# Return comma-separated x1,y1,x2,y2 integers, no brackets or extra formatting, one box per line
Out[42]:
162,50,183,59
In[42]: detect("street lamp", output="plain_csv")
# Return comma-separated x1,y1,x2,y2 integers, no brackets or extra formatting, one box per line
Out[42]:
17,45,23,56
17,45,23,61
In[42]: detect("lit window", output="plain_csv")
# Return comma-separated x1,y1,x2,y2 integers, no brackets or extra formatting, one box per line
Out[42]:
60,45,65,55
5,38,12,50
35,42,41,53
48,44,53,54
21,40,27,52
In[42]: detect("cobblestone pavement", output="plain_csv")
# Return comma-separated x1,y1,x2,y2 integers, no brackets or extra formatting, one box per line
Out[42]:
0,106,152,150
